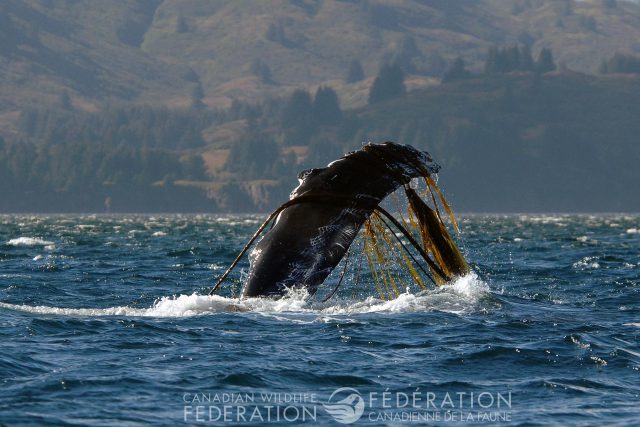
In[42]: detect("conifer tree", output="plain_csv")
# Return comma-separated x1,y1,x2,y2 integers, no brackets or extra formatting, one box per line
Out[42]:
368,64,406,104
313,86,342,125
442,57,471,83
346,59,365,83
536,48,556,73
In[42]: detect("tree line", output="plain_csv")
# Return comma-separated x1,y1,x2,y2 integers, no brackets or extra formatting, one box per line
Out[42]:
4,45,640,212
0,136,211,212
18,104,214,149
443,45,556,83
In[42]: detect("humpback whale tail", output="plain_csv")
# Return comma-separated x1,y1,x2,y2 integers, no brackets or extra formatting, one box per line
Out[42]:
209,141,469,299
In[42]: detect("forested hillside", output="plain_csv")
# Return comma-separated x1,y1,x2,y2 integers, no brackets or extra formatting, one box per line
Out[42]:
4,66,640,212
2,0,640,212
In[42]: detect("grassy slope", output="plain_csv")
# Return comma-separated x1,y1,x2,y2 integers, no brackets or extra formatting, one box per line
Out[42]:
0,0,192,112
2,0,640,118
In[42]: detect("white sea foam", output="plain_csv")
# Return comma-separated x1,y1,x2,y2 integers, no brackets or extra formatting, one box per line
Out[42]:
0,294,245,317
6,237,54,246
321,274,489,316
626,228,639,234
572,256,600,269
524,215,567,224
0,273,491,319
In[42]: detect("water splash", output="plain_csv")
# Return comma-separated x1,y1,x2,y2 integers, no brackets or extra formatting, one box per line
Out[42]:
6,237,54,246
0,273,490,319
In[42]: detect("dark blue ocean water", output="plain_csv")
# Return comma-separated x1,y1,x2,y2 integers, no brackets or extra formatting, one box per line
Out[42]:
0,214,638,426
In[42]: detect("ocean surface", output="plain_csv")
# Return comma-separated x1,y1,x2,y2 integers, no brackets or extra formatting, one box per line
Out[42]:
0,214,638,426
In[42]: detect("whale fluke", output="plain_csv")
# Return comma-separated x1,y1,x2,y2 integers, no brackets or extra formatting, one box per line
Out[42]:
209,141,468,299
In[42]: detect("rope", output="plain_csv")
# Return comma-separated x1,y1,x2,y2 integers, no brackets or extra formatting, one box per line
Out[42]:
208,192,450,295
321,245,352,302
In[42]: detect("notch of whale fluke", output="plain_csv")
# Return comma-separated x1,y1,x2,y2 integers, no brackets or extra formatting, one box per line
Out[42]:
209,141,469,299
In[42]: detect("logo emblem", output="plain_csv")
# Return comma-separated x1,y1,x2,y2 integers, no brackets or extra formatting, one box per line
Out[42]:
323,387,365,424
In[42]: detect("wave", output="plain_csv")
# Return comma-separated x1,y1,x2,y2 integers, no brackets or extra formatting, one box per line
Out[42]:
6,237,54,247
321,272,490,316
0,273,491,319
572,256,600,269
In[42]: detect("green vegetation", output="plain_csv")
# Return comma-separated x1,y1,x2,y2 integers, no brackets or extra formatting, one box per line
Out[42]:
3,1,640,212
345,60,365,84
441,58,472,83
485,45,534,74
18,105,213,149
6,58,640,212
216,65,640,212
0,138,211,212
352,73,640,212
600,53,640,74
483,45,556,74
368,64,406,104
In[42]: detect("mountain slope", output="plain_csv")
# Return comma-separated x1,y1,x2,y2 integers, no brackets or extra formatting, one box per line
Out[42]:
2,0,640,119
0,0,193,111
